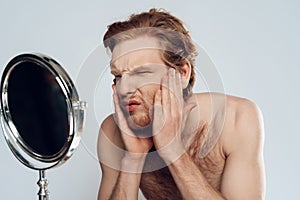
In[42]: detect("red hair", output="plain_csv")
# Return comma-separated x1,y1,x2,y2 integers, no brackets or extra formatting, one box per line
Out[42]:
103,8,198,97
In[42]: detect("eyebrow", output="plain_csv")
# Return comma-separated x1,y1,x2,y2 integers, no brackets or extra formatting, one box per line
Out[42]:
110,61,118,75
110,67,120,75
110,65,153,75
131,65,153,72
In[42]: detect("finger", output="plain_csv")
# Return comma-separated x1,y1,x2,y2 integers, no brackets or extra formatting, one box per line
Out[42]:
168,68,178,116
112,87,122,119
153,89,164,133
183,103,197,114
182,102,197,128
112,87,133,136
161,73,170,110
154,89,163,118
175,71,183,105
168,68,176,96
112,88,149,153
112,87,122,126
154,88,162,107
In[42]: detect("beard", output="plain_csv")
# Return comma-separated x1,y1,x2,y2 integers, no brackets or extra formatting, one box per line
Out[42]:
121,91,155,138
128,110,151,128
124,104,153,138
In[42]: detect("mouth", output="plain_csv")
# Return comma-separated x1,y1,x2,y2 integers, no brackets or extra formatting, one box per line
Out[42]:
123,99,141,112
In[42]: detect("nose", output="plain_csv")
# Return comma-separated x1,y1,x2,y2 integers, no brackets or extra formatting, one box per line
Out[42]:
116,73,136,97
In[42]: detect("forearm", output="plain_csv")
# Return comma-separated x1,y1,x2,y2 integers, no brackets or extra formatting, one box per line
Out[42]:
168,152,226,200
109,154,146,200
109,172,141,200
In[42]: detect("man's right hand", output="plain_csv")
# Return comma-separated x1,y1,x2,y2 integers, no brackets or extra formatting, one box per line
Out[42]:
112,85,153,157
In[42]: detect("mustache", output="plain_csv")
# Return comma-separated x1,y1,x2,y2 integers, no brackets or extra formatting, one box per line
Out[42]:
119,94,154,109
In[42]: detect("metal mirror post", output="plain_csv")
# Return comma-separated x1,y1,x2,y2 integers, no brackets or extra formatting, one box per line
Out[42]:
0,53,87,200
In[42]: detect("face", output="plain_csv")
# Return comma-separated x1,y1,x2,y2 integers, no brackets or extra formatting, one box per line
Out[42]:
111,37,169,131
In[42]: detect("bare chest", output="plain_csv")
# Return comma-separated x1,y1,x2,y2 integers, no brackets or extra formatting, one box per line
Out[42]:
140,146,226,200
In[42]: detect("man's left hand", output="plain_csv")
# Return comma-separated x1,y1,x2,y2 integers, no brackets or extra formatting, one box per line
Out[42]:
152,68,196,162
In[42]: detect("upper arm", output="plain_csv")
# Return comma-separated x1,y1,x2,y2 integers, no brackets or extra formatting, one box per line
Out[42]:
97,115,124,200
220,100,265,200
98,164,120,200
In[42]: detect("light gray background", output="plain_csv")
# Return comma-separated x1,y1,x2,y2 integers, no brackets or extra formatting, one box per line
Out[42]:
0,0,299,199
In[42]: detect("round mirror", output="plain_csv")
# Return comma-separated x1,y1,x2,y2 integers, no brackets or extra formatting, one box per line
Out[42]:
0,53,87,170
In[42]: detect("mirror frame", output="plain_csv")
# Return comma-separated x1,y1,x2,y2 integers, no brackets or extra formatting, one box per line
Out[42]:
0,53,86,170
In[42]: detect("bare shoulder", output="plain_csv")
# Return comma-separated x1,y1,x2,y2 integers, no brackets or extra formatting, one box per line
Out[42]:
193,93,264,157
220,94,265,156
97,115,124,199
97,114,124,169
99,114,124,147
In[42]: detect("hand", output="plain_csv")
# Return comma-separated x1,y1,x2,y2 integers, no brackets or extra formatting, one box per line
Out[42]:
112,85,153,156
152,68,196,162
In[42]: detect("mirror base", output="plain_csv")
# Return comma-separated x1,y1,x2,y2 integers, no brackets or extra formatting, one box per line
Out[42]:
37,170,49,200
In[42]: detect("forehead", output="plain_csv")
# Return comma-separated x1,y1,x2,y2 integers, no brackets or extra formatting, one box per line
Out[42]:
111,37,166,71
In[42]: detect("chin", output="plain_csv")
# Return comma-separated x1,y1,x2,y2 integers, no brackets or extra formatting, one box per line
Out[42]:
128,113,151,128
127,113,153,137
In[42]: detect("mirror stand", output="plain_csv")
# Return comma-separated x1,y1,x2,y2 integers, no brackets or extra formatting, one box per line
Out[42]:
37,170,49,200
0,53,87,199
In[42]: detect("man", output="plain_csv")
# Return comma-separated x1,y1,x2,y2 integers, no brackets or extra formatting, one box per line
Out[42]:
97,8,265,200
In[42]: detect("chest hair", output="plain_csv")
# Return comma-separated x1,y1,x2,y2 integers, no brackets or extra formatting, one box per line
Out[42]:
140,124,226,199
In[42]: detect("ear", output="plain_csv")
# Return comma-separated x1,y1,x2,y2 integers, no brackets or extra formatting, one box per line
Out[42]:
179,60,191,89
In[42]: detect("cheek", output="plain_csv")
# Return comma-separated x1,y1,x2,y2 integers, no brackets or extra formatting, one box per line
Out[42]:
140,76,162,86
125,75,161,92
140,85,160,103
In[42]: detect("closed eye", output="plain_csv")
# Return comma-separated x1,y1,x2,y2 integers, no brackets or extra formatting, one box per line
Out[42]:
134,71,152,75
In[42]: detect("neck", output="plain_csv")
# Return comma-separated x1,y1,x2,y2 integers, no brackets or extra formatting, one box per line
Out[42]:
132,125,153,138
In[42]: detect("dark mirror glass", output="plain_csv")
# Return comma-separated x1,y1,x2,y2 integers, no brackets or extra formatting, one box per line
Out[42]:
7,61,69,157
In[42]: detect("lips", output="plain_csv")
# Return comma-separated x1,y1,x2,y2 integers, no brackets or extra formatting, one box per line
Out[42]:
123,99,141,112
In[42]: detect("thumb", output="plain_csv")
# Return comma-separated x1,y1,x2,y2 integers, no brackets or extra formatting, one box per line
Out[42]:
182,102,197,124
183,102,197,114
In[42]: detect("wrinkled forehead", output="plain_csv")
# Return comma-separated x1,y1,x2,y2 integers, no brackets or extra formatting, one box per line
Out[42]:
110,40,168,74
111,36,163,62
